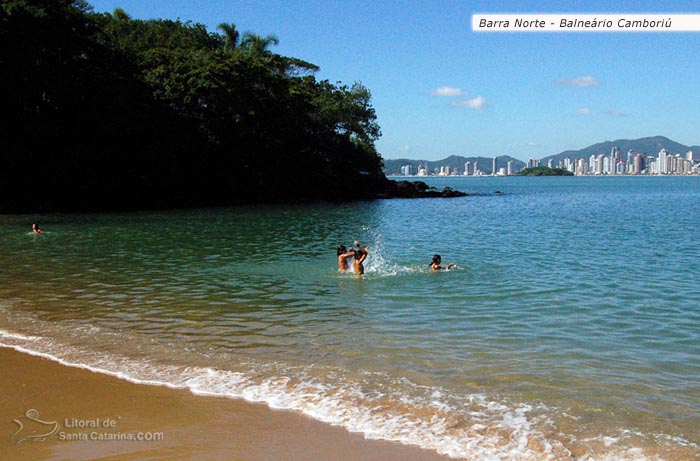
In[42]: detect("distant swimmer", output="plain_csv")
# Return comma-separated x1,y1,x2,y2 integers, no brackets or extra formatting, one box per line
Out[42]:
32,223,44,235
430,254,454,271
352,241,369,275
337,245,355,271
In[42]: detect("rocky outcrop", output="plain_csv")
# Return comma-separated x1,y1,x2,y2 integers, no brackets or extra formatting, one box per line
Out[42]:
380,180,468,198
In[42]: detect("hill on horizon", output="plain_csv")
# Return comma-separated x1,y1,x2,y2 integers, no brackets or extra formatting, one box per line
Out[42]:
540,136,700,165
384,136,699,175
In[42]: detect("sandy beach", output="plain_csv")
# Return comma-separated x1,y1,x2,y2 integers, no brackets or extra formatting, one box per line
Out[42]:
0,347,452,461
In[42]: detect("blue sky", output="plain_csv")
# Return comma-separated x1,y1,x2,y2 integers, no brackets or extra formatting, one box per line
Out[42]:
89,0,700,161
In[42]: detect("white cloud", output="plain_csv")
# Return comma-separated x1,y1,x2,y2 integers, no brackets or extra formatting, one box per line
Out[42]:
430,86,466,97
604,109,627,117
556,76,601,87
578,107,592,116
452,95,487,112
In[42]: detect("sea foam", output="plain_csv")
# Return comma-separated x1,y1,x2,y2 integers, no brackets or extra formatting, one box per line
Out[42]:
0,325,678,461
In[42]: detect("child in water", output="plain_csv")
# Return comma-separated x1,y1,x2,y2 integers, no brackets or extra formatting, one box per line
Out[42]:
337,245,355,271
352,241,369,275
430,254,455,270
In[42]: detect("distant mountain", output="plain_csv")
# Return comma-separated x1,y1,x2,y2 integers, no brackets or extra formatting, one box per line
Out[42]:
541,136,699,165
383,155,526,176
383,136,699,175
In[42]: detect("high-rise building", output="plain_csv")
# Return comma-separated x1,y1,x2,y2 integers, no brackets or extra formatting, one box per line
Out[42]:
610,147,620,173
674,155,684,175
507,160,513,176
492,156,497,176
464,161,471,176
658,149,668,174
563,158,572,172
596,154,605,175
633,154,643,174
648,157,658,174
576,158,586,175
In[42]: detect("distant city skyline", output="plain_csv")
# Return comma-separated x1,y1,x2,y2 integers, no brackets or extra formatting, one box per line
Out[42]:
390,148,699,176
90,0,700,161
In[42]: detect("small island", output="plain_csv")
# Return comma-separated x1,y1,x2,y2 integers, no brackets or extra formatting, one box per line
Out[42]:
518,166,574,176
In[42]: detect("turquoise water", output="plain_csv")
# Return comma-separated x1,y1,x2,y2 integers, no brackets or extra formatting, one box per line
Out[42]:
1,176,699,460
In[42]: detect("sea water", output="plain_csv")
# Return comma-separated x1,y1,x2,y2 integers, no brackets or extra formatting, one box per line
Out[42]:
1,176,699,460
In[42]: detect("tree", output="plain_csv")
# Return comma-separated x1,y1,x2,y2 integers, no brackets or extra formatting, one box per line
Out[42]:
240,32,279,57
0,1,390,212
217,22,239,52
112,7,129,21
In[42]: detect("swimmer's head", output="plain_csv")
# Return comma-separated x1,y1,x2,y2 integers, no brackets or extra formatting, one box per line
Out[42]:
354,249,364,260
337,245,347,256
432,254,441,265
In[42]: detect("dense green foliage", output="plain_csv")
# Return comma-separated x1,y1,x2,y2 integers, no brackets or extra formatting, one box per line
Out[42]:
518,166,574,176
0,0,388,212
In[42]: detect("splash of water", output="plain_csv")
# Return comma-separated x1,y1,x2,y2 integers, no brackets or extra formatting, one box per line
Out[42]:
357,230,420,277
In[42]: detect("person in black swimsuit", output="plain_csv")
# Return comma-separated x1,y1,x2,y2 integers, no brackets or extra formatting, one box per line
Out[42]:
430,254,454,271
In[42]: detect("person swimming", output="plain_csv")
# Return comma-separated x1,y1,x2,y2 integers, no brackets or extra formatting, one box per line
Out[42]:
430,254,454,271
353,242,369,275
337,245,355,271
32,223,44,235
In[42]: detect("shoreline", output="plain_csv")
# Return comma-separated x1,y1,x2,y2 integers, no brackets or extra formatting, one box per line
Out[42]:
0,346,453,461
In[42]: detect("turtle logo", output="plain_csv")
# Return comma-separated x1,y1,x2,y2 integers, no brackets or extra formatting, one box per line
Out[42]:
11,409,59,445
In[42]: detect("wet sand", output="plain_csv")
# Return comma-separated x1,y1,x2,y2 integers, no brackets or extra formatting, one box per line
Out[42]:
0,347,452,461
